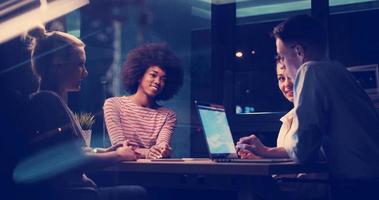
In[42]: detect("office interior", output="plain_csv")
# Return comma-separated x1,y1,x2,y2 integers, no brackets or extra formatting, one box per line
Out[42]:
1,0,379,199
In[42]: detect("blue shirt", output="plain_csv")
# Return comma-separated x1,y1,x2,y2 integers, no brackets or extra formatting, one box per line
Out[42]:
288,61,379,179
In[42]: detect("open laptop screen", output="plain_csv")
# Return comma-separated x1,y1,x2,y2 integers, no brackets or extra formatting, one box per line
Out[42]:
196,102,237,158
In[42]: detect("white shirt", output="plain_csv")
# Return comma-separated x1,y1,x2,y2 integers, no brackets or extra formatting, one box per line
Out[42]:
276,109,298,153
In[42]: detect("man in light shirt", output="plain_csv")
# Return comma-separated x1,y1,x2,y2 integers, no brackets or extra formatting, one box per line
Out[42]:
272,14,379,200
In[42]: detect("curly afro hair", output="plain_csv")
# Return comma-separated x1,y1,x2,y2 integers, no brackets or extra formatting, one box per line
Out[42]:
122,43,184,101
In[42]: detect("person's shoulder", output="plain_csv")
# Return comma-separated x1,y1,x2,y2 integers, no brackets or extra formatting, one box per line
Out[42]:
157,106,176,116
105,96,130,102
28,91,66,115
302,60,343,70
104,96,125,105
30,90,61,103
301,61,323,70
104,96,133,111
298,61,327,76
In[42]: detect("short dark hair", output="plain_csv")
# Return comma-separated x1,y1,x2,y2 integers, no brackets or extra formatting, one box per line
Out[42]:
122,43,184,101
272,14,327,55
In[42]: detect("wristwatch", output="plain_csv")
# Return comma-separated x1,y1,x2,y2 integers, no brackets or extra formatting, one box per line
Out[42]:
91,148,98,153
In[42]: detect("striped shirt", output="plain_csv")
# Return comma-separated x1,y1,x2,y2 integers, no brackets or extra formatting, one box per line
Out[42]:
103,96,176,149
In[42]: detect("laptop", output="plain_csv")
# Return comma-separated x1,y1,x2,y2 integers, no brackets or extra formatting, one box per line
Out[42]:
195,101,292,163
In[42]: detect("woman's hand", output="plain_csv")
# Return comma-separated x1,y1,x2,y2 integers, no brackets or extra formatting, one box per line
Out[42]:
115,140,137,161
236,134,268,157
158,144,172,158
238,149,262,159
88,143,124,154
147,144,172,159
146,146,161,159
103,143,124,152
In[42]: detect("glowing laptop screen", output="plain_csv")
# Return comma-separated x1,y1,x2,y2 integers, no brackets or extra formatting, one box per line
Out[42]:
197,105,237,155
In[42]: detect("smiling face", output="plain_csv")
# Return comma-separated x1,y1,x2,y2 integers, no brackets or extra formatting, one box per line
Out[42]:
58,46,88,92
276,62,294,103
137,66,166,99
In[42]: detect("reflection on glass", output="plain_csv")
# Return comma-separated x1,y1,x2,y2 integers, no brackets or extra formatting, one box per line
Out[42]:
0,0,89,43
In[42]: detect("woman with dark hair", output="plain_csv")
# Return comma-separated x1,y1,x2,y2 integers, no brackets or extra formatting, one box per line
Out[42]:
24,26,146,200
104,43,184,159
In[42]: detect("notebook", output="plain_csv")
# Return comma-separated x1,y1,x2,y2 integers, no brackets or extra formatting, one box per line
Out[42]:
195,101,292,163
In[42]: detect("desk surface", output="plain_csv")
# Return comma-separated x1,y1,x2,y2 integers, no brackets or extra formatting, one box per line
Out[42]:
106,159,327,176
102,159,329,200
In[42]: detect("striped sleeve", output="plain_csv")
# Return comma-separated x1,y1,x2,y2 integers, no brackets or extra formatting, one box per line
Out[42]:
155,109,176,146
103,97,126,145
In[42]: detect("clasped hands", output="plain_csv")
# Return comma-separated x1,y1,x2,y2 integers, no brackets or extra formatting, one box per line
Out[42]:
108,142,172,160
236,134,267,159
113,141,172,160
84,140,139,160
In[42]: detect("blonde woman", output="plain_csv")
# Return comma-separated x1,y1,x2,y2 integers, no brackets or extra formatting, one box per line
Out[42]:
26,26,146,200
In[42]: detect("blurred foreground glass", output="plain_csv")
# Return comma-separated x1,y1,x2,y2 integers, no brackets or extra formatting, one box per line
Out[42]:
0,0,89,43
